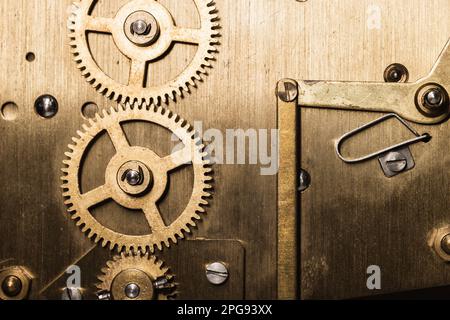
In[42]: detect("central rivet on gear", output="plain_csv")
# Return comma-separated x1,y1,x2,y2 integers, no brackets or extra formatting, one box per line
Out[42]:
124,11,160,47
124,169,143,186
131,20,150,36
125,283,141,299
117,160,153,196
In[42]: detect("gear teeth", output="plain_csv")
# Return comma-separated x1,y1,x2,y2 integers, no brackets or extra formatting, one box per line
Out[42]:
68,0,220,106
61,101,212,254
96,253,176,300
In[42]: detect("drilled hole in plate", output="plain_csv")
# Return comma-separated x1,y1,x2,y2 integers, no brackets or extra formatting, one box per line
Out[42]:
1,102,19,121
81,102,99,119
26,52,36,62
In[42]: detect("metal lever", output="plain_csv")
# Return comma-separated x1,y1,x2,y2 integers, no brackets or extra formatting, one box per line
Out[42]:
335,113,431,164
297,39,450,124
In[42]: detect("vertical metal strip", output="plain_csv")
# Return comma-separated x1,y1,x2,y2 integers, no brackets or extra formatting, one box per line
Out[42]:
277,79,299,299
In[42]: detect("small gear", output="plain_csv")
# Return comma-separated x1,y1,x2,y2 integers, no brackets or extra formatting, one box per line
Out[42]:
97,253,176,300
68,0,219,106
61,104,213,252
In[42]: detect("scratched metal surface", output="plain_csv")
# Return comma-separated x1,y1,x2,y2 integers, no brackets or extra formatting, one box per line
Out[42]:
0,0,449,299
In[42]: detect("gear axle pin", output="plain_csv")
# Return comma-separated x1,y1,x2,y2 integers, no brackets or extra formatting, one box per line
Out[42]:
131,20,151,36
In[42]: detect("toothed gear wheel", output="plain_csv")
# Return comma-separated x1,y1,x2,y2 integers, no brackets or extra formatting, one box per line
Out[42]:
68,0,219,105
61,105,212,252
97,253,176,300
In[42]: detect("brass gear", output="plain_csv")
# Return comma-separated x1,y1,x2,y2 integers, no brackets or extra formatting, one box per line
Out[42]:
61,104,213,252
97,253,176,300
68,0,219,106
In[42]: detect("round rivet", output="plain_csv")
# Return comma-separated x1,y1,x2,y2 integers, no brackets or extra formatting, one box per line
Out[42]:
125,283,141,299
416,84,449,117
35,95,58,119
131,20,150,35
125,169,143,186
384,63,409,83
124,11,160,47
425,89,444,108
117,161,153,196
2,276,22,297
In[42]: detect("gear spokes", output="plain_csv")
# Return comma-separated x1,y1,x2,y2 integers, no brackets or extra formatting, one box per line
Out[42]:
68,0,220,106
61,104,213,253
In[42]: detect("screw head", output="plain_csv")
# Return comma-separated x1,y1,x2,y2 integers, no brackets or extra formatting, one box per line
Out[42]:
385,152,408,173
277,79,298,102
2,276,22,297
206,262,229,285
124,283,141,299
131,20,149,36
35,95,58,119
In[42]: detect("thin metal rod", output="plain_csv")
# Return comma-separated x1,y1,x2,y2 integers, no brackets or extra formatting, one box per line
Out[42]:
335,113,431,164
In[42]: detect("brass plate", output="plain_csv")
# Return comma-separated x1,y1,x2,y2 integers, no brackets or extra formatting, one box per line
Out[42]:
1,0,450,300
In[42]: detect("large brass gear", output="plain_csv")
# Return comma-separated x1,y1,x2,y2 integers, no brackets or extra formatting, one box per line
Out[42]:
97,253,176,300
61,104,213,252
68,0,219,106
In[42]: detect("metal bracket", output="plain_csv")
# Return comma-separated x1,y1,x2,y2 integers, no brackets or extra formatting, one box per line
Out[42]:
296,39,450,124
276,79,299,300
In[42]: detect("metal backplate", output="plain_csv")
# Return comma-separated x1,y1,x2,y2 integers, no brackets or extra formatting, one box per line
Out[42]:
297,2,450,299
1,0,450,300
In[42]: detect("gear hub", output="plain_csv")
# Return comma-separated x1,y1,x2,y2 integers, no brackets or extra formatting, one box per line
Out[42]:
97,253,176,300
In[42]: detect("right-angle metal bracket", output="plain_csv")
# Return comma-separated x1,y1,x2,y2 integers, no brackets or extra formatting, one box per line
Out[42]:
296,39,450,124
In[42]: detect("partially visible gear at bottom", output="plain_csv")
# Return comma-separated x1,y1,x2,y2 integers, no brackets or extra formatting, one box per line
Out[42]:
97,253,176,300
